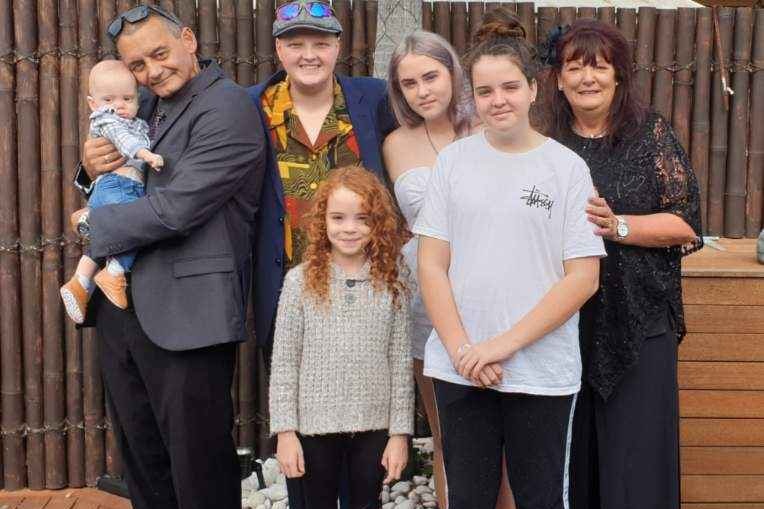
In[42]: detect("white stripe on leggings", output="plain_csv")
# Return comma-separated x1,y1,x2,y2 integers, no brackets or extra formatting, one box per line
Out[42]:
562,392,578,509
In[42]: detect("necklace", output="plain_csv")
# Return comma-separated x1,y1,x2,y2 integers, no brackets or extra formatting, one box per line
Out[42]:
572,123,608,139
424,122,455,155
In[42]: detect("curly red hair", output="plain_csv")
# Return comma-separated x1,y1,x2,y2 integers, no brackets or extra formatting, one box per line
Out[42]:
302,166,411,308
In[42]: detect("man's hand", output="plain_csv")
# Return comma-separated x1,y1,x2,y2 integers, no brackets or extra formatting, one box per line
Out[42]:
82,137,126,180
70,207,90,235
276,431,305,478
381,435,408,484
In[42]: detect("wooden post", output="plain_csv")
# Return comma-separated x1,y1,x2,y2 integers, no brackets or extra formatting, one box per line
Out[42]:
98,0,117,59
692,9,713,232
351,0,366,76
578,7,596,20
559,7,576,28
422,1,433,33
634,7,657,106
38,0,67,489
746,8,764,237
434,1,450,43
236,0,254,85
536,7,558,51
724,7,753,238
334,0,351,75
219,0,237,79
468,2,483,47
598,7,616,27
0,0,25,491
15,0,45,490
365,0,377,74
616,9,638,57
652,9,676,121
198,0,217,61
708,7,734,235
450,1,467,56
238,305,257,449
672,8,696,152
256,0,275,81
176,0,197,34
516,2,534,45
60,0,85,488
256,346,272,458
158,0,175,16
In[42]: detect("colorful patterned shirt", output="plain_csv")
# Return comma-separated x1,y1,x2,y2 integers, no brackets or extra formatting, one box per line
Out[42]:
261,77,361,269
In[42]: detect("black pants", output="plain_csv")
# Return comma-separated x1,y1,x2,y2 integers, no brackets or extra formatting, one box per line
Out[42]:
96,301,241,509
434,380,576,509
285,430,388,509
571,313,680,509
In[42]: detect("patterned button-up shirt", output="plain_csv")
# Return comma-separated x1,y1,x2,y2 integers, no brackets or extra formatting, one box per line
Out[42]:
261,77,362,269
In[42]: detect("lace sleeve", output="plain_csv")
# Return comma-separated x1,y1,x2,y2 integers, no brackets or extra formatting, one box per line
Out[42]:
652,115,703,255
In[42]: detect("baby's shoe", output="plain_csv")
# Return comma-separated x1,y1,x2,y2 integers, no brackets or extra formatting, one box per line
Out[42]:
94,268,129,309
60,275,90,324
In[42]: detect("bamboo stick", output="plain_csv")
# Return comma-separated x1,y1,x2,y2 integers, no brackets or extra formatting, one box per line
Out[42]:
116,0,134,13
365,0,377,75
692,8,713,231
598,7,616,27
236,0,254,85
78,0,106,487
351,0,366,76
60,0,85,487
652,9,676,120
334,0,351,75
256,346,272,458
0,0,25,491
536,7,558,51
98,0,117,59
198,0,217,60
468,2,483,47
422,1,433,33
578,7,596,20
724,7,753,238
616,9,638,57
434,1,450,44
634,7,656,107
746,8,764,237
451,2,467,56
708,7,734,235
38,0,67,489
559,7,576,28
517,2,535,45
14,0,45,490
256,0,274,81
219,0,237,79
672,8,695,152
175,0,197,34
238,305,257,449
159,0,175,16
104,400,123,479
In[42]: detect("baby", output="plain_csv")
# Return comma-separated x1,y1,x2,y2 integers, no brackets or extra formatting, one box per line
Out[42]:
60,59,162,323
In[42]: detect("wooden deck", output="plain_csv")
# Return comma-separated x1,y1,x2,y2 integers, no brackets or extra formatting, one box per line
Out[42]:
0,489,131,509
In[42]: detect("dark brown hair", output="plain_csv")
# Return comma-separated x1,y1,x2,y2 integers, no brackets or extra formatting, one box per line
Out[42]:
546,19,646,143
465,7,539,85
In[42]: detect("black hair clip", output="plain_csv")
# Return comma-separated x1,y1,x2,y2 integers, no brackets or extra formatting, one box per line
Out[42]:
539,25,570,67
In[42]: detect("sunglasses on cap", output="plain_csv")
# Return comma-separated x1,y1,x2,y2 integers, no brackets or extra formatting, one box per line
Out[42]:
107,4,183,41
275,1,335,22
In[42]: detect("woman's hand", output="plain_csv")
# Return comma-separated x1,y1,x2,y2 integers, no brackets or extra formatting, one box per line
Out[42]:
276,431,305,478
82,137,126,180
381,435,408,484
586,195,618,240
457,341,505,383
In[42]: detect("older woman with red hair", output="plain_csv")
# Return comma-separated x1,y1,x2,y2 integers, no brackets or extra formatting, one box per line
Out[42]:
545,19,703,509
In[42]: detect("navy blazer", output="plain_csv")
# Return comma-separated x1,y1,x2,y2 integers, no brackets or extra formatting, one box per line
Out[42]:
247,71,397,346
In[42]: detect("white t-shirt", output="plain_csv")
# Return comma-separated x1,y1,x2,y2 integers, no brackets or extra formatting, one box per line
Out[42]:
412,131,607,396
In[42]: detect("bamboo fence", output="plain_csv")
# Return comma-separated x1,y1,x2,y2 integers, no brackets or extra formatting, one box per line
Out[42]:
0,0,762,492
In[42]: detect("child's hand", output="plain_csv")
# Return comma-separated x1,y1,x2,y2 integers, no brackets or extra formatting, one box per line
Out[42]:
276,431,305,478
381,435,408,484
146,153,163,171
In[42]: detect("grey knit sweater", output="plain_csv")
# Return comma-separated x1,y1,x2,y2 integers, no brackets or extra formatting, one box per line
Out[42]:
269,262,414,436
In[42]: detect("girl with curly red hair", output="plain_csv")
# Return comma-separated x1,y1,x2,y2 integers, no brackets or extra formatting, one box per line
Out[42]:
268,166,414,509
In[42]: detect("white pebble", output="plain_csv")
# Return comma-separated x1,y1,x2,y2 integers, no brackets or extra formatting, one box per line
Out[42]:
380,491,390,503
382,503,396,509
414,485,431,495
260,484,288,502
391,481,412,493
245,492,267,508
423,502,437,508
395,495,407,504
413,475,428,486
395,500,415,509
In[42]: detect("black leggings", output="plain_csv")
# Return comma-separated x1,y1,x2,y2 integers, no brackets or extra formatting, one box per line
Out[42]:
434,380,577,509
285,430,388,509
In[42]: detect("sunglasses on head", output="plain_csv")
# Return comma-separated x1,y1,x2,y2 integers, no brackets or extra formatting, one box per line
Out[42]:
107,4,183,41
275,1,335,22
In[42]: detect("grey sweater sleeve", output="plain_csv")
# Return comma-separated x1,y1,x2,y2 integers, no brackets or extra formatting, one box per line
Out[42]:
388,293,414,435
268,268,304,435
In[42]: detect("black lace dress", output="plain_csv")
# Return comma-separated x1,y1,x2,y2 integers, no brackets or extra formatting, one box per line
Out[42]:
561,112,703,401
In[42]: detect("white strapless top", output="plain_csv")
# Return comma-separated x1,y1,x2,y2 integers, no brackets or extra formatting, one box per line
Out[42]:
393,167,432,360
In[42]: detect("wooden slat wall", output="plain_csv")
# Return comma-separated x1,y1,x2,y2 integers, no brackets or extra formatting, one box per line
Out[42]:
680,240,764,507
